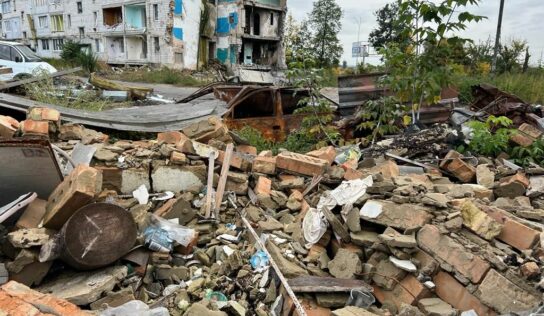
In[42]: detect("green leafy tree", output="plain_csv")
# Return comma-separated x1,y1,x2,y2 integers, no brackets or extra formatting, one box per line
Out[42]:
308,0,343,67
369,1,408,50
381,0,486,123
497,39,528,73
466,116,514,157
284,15,313,65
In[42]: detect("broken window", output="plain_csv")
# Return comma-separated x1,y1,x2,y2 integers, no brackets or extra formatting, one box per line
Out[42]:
95,39,100,52
41,39,49,50
154,37,160,53
52,38,64,51
50,15,64,32
1,1,11,14
270,13,274,26
76,1,82,14
67,14,71,28
174,52,183,64
79,27,85,38
153,4,159,21
38,16,47,28
103,7,122,27
23,31,27,38
125,4,146,29
93,12,98,27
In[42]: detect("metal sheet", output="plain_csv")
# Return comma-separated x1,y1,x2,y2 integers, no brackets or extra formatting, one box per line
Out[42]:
0,139,63,206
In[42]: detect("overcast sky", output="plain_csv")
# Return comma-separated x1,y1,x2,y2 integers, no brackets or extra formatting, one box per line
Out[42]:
287,0,544,66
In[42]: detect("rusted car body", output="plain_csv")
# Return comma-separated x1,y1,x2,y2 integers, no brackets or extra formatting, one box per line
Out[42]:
214,85,319,141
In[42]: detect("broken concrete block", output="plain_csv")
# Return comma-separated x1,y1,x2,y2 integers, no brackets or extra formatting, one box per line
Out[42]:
90,287,136,310
255,176,272,197
226,171,249,195
372,259,407,290
185,303,228,316
266,240,308,279
182,116,230,143
433,272,494,316
361,200,433,231
121,167,151,195
0,115,19,138
374,275,431,309
170,151,187,165
460,201,503,240
350,230,379,247
476,269,541,314
43,165,102,230
476,165,495,188
276,152,328,176
307,146,336,165
417,225,490,283
157,131,187,144
151,162,205,192
417,298,457,316
236,144,257,155
10,260,53,287
332,306,379,316
520,262,540,279
258,216,284,232
0,281,90,316
7,228,54,248
36,266,128,305
495,173,529,198
328,249,362,279
16,198,47,229
378,227,417,248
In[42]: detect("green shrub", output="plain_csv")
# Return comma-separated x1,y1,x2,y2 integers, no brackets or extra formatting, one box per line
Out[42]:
60,41,83,63
77,50,99,74
464,116,514,157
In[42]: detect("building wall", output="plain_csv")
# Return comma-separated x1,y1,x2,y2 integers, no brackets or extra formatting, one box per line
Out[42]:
0,0,285,70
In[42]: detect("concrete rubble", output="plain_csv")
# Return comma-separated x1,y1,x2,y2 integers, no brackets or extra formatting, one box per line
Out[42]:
0,107,542,316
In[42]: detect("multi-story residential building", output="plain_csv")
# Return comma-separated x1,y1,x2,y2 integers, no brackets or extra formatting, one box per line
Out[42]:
0,0,286,70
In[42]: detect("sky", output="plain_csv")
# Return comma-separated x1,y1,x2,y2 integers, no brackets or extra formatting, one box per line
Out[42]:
287,0,544,66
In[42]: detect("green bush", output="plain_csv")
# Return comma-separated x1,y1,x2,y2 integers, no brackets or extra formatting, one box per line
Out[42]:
60,41,83,63
464,116,514,157
77,50,99,74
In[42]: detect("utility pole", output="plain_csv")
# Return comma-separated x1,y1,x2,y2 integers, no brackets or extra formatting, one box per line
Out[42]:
492,0,505,72
355,17,362,74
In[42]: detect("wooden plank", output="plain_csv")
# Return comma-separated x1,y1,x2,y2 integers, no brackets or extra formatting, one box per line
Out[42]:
288,276,373,293
0,67,82,90
214,143,233,217
204,152,216,218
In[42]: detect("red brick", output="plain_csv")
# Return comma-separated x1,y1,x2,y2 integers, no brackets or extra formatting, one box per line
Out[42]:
344,168,365,180
28,107,60,122
276,152,328,176
0,115,18,138
434,271,495,316
174,232,199,255
447,158,476,183
340,158,358,171
480,205,540,250
255,176,272,196
0,281,90,316
374,275,432,308
20,119,49,136
500,173,529,188
43,165,103,229
217,149,251,171
236,145,257,155
440,150,462,169
16,199,47,229
417,225,490,283
306,146,336,165
170,151,187,165
258,150,273,157
94,166,122,192
252,156,276,175
157,131,186,144
511,133,534,147
369,160,400,179
519,123,542,138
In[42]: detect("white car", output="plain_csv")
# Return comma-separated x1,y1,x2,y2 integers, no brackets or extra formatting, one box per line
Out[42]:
0,41,57,81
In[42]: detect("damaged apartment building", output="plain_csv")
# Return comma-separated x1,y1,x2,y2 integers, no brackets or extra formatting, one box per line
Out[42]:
0,0,286,70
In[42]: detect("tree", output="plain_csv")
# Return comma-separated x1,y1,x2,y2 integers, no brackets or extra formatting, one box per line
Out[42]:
369,1,407,50
308,0,343,67
381,0,486,123
284,14,312,65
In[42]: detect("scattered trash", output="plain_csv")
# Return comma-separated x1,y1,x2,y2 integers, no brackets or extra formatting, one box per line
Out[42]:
250,250,270,270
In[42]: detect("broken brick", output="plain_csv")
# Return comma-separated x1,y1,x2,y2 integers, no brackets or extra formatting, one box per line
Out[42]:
20,119,49,136
252,156,277,175
28,107,60,122
157,131,186,144
236,145,257,155
374,274,431,308
276,152,328,176
306,146,336,165
43,165,103,230
254,176,272,197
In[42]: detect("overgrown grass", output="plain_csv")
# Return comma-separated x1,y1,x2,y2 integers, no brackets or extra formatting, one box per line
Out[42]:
456,69,544,105
24,72,111,111
236,126,318,154
104,67,206,87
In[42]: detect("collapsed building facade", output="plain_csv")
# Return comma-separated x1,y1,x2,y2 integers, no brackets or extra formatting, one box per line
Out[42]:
0,0,286,70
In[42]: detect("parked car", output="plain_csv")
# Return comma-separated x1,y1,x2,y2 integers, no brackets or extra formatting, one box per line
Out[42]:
0,41,57,80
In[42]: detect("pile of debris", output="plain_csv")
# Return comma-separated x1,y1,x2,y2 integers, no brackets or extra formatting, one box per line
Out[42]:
0,105,542,316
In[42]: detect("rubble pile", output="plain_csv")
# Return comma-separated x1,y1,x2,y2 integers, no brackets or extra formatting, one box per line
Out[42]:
0,106,542,316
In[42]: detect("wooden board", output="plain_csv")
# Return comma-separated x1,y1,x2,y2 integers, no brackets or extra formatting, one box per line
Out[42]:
288,276,373,293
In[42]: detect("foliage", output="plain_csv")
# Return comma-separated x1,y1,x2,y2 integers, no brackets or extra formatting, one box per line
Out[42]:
465,116,514,157
60,41,83,62
380,0,486,123
103,67,205,87
236,126,317,154
287,55,342,146
509,138,544,167
308,0,343,67
59,41,99,74
369,1,408,50
77,50,99,73
284,15,313,65
357,96,406,142
24,70,110,111
496,39,528,74
463,38,529,75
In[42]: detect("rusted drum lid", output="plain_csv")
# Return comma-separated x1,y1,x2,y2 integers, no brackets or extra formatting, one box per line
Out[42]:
60,203,137,270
